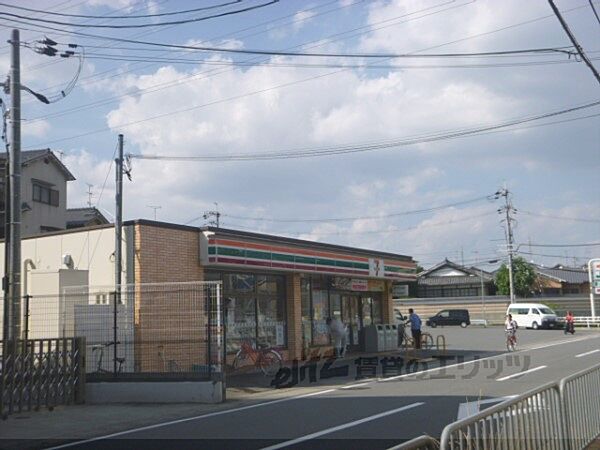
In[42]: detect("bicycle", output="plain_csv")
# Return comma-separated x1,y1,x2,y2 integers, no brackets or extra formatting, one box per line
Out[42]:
92,341,125,374
402,322,434,350
505,330,517,352
232,339,282,377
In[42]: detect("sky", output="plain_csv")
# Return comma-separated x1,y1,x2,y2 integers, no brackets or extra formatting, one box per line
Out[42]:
0,0,598,270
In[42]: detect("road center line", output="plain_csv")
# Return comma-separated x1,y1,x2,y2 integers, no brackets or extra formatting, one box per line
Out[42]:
496,365,547,381
575,349,600,358
259,402,424,450
340,382,370,389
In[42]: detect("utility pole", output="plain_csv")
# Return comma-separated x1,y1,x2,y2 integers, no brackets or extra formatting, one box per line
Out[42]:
498,187,516,303
203,202,221,228
4,29,22,349
114,133,123,375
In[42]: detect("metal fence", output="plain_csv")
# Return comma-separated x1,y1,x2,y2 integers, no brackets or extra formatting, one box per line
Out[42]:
400,363,600,450
0,337,85,418
15,281,223,381
561,364,600,449
440,382,564,450
389,435,439,449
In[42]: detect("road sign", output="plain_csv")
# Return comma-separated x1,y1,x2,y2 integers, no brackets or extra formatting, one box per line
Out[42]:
596,287,600,295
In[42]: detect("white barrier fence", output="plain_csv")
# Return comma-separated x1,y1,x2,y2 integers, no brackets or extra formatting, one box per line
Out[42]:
393,363,600,450
573,317,600,328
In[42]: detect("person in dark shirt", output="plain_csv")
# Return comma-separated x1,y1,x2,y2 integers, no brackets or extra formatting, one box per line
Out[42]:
408,308,422,349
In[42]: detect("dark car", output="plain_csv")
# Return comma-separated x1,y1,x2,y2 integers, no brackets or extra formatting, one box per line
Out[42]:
426,309,470,328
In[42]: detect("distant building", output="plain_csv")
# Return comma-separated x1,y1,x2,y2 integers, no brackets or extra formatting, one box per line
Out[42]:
0,149,75,237
417,259,496,298
66,207,109,229
533,264,589,296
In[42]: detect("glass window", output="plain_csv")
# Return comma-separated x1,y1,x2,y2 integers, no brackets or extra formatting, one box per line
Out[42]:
227,295,256,353
361,297,372,326
311,289,330,345
220,272,287,353
257,294,286,347
330,293,341,321
224,273,255,293
439,311,450,318
372,295,383,324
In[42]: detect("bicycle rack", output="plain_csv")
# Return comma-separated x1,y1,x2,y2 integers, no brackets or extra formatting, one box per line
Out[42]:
435,335,447,356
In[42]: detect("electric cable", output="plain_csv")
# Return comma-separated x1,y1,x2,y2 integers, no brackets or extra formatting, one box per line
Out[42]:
0,0,243,19
124,100,600,162
521,242,600,248
0,1,280,29
519,210,600,223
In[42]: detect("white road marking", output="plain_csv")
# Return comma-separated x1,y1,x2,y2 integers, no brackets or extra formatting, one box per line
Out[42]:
48,333,599,449
340,382,370,389
496,365,547,381
575,349,600,358
46,388,338,449
381,334,599,382
259,402,425,450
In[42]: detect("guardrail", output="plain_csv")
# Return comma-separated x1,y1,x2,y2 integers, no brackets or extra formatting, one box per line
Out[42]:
560,364,600,449
440,381,564,449
392,363,600,450
388,434,439,449
573,317,600,328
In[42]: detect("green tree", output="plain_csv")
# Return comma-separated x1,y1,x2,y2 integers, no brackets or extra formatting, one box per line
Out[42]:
495,257,536,298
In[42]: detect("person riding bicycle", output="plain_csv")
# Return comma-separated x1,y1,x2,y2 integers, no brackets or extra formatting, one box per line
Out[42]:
565,311,575,334
505,314,518,344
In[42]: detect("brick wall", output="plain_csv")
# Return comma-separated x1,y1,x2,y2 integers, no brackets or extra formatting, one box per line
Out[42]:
134,224,206,372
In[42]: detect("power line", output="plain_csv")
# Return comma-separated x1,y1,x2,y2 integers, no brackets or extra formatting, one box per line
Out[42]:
0,0,243,20
78,51,597,70
18,0,465,114
517,250,592,260
547,0,600,85
125,100,600,162
519,210,600,223
521,242,600,248
0,1,280,29
0,11,575,58
589,0,600,26
218,196,495,223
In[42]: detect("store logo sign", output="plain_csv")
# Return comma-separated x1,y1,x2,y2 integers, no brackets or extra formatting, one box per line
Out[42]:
369,258,385,278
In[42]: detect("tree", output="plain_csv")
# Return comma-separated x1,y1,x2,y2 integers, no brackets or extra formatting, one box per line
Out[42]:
495,257,536,298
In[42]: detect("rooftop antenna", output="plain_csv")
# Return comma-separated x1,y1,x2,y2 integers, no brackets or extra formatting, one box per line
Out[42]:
147,205,161,221
86,183,94,207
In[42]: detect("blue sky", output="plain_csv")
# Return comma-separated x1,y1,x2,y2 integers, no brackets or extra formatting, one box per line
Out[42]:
1,0,599,269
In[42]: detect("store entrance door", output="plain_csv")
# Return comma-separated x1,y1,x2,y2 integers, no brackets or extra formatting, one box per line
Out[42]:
341,295,361,349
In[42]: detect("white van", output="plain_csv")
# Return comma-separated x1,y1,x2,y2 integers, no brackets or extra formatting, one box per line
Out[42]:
506,303,559,330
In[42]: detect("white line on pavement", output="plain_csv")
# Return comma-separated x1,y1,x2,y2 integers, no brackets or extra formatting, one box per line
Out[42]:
575,349,600,358
259,402,425,450
46,388,338,450
496,365,547,381
340,382,370,389
381,334,599,382
48,333,599,449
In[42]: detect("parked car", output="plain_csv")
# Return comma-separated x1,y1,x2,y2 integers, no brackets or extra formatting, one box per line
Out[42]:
506,303,559,330
426,309,470,328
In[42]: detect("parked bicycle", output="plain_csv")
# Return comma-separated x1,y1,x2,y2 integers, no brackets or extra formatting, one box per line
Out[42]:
232,339,282,377
157,345,182,372
92,341,125,374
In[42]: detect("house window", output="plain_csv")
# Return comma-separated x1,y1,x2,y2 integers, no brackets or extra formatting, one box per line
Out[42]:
32,182,59,206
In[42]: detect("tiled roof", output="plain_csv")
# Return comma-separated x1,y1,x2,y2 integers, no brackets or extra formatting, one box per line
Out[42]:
418,275,493,286
535,266,589,284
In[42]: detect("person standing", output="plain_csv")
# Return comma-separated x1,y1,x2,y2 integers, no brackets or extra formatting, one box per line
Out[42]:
565,311,575,334
407,308,422,349
327,317,347,357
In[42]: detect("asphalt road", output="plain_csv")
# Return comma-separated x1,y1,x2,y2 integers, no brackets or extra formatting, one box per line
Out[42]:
50,327,600,450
